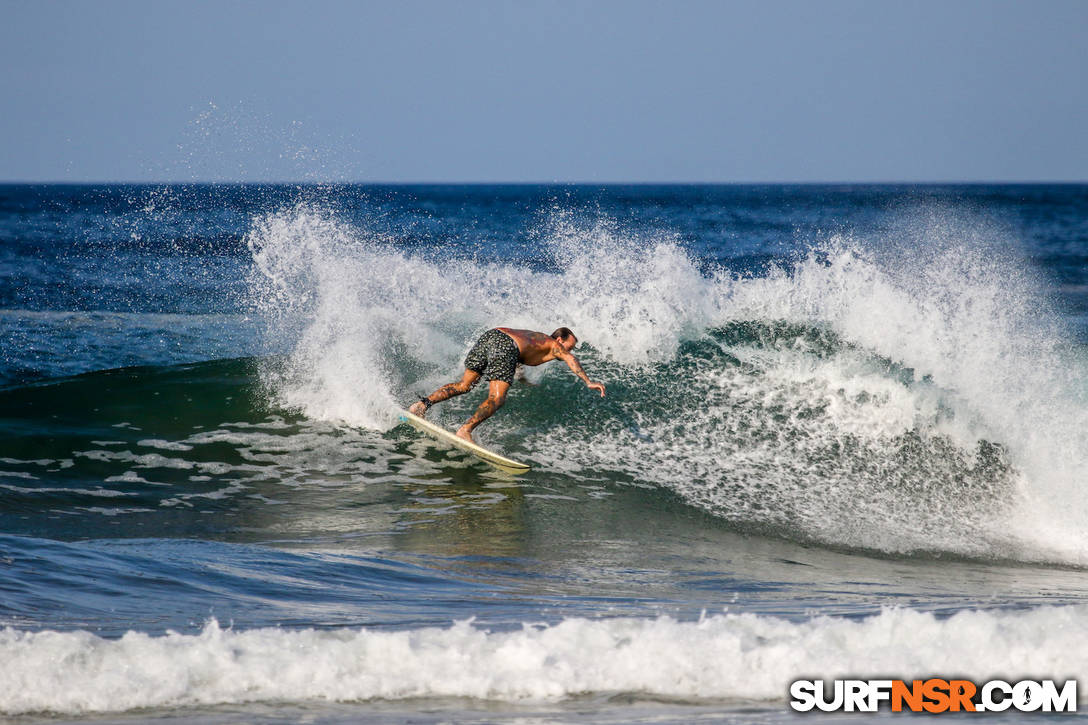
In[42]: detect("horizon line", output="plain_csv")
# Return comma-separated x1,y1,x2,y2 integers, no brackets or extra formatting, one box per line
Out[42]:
2,179,1086,186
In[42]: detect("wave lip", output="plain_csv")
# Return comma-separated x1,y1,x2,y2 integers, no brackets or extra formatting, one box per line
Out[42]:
3,606,1088,715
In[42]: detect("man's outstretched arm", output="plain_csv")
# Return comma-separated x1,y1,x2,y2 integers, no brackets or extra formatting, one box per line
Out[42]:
558,351,606,397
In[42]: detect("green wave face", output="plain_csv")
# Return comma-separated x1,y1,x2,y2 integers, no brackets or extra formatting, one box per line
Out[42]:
511,320,1017,558
0,319,1018,561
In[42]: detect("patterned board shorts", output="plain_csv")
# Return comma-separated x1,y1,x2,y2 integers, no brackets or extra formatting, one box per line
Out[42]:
464,329,520,385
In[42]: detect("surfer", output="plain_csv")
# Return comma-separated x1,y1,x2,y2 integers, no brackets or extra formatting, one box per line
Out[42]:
408,327,606,442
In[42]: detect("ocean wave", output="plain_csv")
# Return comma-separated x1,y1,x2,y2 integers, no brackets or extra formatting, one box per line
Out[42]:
3,204,1086,564
3,606,1086,715
243,206,1088,563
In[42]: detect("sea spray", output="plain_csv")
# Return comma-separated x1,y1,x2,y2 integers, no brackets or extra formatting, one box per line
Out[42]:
245,204,1088,563
244,206,725,425
725,227,1088,560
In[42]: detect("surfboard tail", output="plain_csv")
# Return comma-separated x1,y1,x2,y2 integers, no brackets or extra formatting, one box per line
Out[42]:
398,410,531,474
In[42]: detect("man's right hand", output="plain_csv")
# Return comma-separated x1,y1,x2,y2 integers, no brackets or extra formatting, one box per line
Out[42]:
587,381,606,397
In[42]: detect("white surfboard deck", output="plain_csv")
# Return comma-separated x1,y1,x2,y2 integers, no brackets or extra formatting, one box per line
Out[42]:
398,410,531,475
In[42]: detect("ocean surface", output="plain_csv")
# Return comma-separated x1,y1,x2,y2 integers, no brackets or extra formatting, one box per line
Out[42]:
2,183,1088,723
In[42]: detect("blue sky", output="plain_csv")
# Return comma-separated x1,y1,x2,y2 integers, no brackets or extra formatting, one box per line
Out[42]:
2,0,1086,182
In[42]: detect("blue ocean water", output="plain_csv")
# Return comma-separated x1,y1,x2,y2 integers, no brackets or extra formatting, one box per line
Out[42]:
2,183,1088,723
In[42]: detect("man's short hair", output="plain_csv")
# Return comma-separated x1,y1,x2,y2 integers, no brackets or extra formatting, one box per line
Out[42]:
551,327,576,343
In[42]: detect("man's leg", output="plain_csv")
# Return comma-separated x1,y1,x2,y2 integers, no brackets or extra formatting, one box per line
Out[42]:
457,380,509,442
408,369,481,416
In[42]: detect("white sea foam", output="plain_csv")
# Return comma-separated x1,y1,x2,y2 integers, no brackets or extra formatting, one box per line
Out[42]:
0,472,39,481
0,484,132,497
2,606,1086,715
104,472,161,485
728,236,1088,561
245,209,718,430
137,439,195,452
245,206,1088,563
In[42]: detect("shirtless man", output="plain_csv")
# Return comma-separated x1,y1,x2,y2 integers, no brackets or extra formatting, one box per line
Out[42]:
408,327,606,442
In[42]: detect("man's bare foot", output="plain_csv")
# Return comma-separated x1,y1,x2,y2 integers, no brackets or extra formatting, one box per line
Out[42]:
455,426,474,443
408,400,428,417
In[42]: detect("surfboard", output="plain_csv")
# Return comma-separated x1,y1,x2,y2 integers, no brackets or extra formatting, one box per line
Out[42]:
398,410,531,475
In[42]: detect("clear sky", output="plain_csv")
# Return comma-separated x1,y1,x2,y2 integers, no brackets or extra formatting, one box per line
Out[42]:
2,0,1086,183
